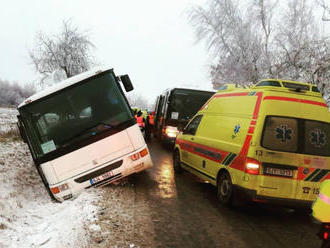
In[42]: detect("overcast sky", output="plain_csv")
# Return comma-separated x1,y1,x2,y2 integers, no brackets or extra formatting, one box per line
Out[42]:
0,0,213,105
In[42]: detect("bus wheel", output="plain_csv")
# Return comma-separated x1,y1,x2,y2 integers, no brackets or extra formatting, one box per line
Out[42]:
173,150,182,173
217,172,233,206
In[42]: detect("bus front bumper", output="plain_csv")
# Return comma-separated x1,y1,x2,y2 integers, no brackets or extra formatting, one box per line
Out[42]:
50,146,153,202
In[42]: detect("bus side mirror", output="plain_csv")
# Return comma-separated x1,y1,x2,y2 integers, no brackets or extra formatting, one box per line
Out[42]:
120,75,134,92
17,116,27,143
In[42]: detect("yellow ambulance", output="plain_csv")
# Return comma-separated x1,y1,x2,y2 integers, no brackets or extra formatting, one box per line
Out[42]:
174,79,330,208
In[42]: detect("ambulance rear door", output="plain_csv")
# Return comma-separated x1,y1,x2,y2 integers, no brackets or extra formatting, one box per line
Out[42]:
260,116,300,199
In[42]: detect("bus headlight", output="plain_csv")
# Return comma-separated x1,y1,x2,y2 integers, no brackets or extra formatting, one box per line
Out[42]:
50,183,69,194
129,148,149,161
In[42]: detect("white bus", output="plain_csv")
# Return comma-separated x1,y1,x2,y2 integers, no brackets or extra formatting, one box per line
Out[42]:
17,67,153,201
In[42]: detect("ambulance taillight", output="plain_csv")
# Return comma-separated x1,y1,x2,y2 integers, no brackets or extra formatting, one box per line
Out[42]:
245,158,261,175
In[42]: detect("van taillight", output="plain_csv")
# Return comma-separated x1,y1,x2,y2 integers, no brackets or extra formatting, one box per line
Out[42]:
324,231,329,240
245,158,260,175
323,225,330,240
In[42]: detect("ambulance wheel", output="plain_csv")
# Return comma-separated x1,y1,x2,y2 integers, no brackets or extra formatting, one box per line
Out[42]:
217,172,233,206
173,150,182,173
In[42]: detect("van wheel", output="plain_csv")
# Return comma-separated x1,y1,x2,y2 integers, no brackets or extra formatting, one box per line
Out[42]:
173,150,182,173
217,172,233,206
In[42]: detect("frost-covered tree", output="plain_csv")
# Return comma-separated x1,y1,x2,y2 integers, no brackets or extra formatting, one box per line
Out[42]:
126,93,151,110
314,0,330,109
189,0,278,87
30,20,95,87
189,0,329,83
189,0,330,109
318,0,330,21
0,79,36,106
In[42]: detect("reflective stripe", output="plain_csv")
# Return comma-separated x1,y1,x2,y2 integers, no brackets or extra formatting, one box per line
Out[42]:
136,116,145,127
149,115,155,125
263,96,328,108
319,193,330,205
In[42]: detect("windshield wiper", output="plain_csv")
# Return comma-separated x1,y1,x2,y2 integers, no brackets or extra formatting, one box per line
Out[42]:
61,122,113,146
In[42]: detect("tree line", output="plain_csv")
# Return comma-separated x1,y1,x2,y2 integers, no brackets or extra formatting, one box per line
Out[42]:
2,4,330,107
189,0,330,107
0,79,36,107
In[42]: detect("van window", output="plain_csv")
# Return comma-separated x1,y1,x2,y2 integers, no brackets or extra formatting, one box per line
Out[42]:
312,86,320,93
282,82,310,91
305,120,330,156
262,116,330,156
262,117,298,152
256,81,281,87
184,115,202,135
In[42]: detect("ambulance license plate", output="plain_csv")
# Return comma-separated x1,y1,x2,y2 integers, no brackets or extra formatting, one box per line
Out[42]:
264,167,293,178
90,170,114,185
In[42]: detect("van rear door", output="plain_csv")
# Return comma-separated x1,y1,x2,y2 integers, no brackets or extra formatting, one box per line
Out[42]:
260,116,299,199
260,116,330,200
295,119,330,201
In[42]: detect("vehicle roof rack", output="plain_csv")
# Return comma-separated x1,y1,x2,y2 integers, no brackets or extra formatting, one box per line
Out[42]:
251,79,321,95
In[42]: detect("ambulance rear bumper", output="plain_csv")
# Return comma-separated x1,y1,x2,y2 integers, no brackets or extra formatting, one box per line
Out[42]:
233,185,313,209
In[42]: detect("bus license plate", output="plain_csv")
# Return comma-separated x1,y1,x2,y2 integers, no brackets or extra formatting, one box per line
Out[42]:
90,170,114,185
264,167,293,178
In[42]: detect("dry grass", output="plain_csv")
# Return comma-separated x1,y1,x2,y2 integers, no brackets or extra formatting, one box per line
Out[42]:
0,128,21,142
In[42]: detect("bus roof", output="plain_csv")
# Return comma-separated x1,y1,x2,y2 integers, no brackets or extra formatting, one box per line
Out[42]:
164,87,215,94
18,66,113,108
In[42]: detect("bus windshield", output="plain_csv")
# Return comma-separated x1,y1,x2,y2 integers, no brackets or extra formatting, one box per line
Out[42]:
168,89,214,121
20,71,134,160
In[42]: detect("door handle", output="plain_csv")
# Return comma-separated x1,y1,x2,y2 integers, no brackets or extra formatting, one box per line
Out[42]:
190,137,194,141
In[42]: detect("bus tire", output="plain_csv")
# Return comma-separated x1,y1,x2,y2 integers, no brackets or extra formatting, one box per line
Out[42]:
173,150,182,173
217,172,233,206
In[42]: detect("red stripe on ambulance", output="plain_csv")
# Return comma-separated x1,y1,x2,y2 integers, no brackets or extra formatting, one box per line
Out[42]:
263,96,328,108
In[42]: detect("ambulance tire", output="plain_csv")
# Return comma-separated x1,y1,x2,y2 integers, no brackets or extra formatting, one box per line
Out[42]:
217,172,234,206
173,150,183,173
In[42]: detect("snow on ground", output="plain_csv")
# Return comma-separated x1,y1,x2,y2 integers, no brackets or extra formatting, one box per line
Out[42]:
0,107,153,248
0,107,18,133
0,141,101,248
0,107,102,248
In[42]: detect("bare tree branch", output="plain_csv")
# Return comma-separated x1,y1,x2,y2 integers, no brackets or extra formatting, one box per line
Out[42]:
29,19,95,87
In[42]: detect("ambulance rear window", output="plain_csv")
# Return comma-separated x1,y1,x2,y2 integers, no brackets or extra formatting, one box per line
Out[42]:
304,120,330,156
312,86,320,93
282,82,310,91
262,116,330,156
262,117,298,153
